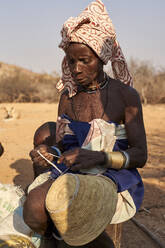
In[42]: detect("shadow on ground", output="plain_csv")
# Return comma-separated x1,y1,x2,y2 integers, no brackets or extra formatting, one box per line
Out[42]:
122,181,165,248
10,159,34,190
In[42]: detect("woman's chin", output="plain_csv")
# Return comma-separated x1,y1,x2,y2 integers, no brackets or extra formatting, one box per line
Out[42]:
76,81,90,88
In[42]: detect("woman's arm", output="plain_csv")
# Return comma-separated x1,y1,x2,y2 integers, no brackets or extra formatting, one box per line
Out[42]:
122,86,148,168
58,87,147,171
102,86,147,170
58,90,69,116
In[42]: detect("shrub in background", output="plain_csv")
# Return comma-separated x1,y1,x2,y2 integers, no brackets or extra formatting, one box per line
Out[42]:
0,65,60,103
0,61,165,104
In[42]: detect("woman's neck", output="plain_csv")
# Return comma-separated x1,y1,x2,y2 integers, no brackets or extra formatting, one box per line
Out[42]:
78,72,108,93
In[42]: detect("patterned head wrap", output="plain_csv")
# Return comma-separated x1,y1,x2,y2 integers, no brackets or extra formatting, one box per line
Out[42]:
57,0,133,97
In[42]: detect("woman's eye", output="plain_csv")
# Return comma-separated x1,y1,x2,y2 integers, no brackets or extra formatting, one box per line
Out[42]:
80,59,89,64
69,59,75,64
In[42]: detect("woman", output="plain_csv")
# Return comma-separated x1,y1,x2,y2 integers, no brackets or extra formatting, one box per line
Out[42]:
24,1,147,247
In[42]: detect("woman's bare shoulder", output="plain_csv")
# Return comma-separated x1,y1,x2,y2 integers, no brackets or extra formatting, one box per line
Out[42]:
109,78,141,105
58,89,70,115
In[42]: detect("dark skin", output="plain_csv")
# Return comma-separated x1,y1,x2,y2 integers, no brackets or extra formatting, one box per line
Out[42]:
57,43,147,169
30,43,147,170
23,179,53,235
24,42,147,248
33,122,56,148
31,122,57,177
25,122,115,247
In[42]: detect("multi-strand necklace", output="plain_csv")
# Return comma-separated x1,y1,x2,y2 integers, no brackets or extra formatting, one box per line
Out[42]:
71,74,110,121
77,72,109,94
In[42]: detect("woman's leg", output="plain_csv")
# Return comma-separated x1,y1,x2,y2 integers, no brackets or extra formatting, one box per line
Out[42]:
23,179,114,248
56,231,114,248
23,179,53,235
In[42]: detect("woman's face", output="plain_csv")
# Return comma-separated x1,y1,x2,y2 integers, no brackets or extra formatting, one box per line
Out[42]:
66,43,103,88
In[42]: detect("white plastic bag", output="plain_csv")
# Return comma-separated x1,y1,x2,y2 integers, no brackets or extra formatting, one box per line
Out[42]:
0,183,25,222
0,183,41,247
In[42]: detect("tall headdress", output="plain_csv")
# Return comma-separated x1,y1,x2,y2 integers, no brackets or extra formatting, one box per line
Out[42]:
57,0,133,97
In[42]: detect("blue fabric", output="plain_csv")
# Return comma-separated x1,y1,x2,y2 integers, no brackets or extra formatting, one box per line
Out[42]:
113,139,129,151
62,134,79,150
103,168,144,210
68,121,91,147
51,162,69,179
51,115,144,211
60,114,90,150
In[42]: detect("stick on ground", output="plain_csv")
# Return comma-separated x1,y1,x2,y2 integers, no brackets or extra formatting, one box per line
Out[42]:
131,217,165,248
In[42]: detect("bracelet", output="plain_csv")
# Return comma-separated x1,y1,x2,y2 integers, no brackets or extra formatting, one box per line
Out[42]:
104,151,126,170
120,150,130,169
52,232,63,241
51,146,61,156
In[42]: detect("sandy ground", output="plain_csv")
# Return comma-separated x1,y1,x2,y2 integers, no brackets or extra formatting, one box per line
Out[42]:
0,103,165,247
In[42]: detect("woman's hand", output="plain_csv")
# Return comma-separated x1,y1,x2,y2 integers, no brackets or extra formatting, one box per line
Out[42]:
29,144,55,167
58,148,105,171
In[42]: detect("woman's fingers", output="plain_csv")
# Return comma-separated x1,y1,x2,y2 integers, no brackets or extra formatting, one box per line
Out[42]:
29,145,54,167
58,148,80,166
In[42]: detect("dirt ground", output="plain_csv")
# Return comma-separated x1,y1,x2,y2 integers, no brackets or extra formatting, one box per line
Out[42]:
0,103,165,247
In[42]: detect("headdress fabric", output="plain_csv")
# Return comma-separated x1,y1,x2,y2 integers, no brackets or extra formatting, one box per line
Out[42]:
57,0,133,97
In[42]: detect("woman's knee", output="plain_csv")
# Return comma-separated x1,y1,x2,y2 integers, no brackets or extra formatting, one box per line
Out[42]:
23,180,52,234
33,122,56,147
32,122,56,177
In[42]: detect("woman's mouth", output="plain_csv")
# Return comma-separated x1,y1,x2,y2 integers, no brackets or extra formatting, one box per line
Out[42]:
75,76,84,82
75,77,87,85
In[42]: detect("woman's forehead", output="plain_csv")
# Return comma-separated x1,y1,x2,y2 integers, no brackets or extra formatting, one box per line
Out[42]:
66,43,97,58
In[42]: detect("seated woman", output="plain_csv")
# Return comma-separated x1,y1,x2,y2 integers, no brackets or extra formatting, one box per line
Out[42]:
23,1,147,247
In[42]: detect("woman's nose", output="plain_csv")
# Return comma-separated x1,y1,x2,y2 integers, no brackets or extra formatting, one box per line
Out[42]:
73,61,82,74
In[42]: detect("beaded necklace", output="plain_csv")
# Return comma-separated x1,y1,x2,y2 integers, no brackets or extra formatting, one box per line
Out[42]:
76,72,108,93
